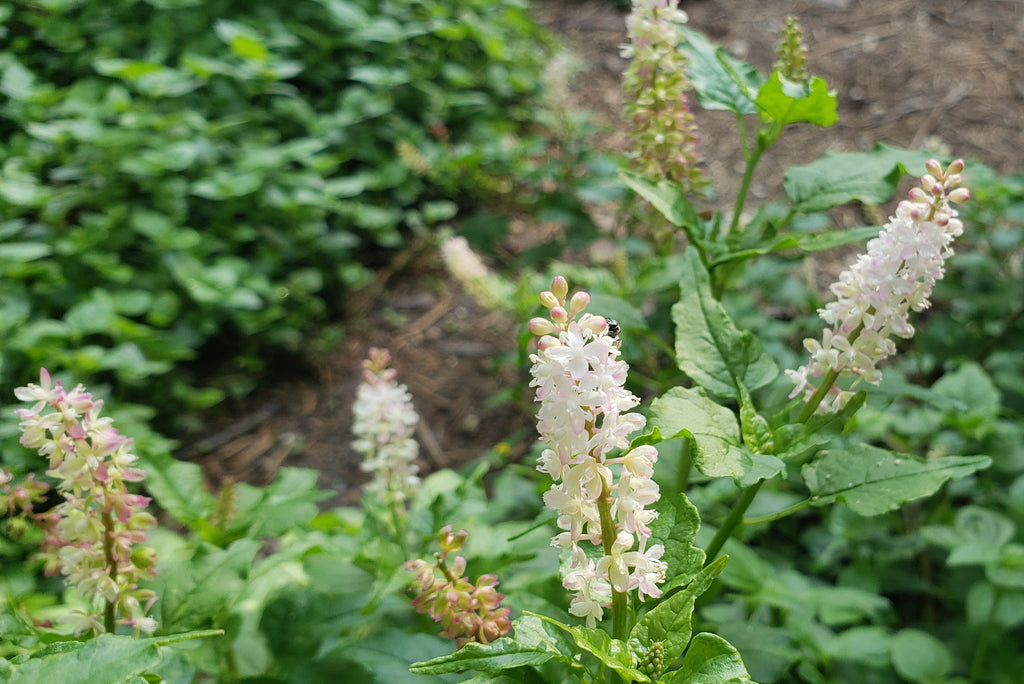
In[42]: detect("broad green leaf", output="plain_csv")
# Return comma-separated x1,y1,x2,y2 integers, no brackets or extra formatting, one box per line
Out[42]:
802,444,991,516
619,170,707,248
409,615,567,675
755,72,837,129
138,452,214,529
891,629,952,683
680,26,763,115
337,630,464,683
663,632,753,684
651,387,746,479
784,143,935,212
931,362,1001,438
1,631,219,683
649,494,705,589
830,626,892,665
629,556,729,671
153,539,261,631
672,249,778,399
535,614,646,681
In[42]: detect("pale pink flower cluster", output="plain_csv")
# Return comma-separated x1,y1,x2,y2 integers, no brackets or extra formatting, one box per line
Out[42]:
14,368,158,635
352,348,421,506
622,0,705,193
787,159,971,411
528,277,666,627
403,525,512,648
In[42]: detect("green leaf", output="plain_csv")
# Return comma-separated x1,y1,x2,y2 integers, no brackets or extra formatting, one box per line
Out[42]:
680,26,763,115
664,632,753,684
891,629,953,683
535,614,647,682
629,556,729,671
0,242,52,262
755,72,837,129
784,143,936,212
672,249,778,399
153,539,261,631
710,226,882,268
802,444,991,516
138,452,215,530
619,170,707,247
650,387,747,480
1,631,219,683
649,494,706,589
409,615,567,675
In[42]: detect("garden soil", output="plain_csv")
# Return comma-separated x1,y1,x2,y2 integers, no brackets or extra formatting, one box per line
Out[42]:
179,0,1024,506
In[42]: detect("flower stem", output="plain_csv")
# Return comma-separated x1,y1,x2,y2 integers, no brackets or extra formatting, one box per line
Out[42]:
101,509,117,633
597,485,628,641
704,479,764,564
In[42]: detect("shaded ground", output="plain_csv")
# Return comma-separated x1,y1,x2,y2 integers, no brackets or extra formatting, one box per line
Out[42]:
179,0,1024,503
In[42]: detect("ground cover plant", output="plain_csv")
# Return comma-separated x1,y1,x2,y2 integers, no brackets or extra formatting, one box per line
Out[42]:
2,1,1023,683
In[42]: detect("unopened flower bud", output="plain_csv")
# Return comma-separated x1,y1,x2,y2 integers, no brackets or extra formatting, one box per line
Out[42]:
925,159,944,178
438,525,468,554
568,291,590,317
539,291,559,309
529,318,557,336
948,187,970,203
907,187,929,203
550,276,569,301
948,158,965,175
550,306,568,325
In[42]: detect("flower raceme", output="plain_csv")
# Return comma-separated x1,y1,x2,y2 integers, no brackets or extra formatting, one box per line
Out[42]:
14,368,158,635
528,277,666,627
352,347,421,506
404,526,512,648
622,0,705,194
787,159,971,411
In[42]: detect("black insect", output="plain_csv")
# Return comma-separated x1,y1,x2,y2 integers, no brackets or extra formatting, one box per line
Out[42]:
606,319,620,339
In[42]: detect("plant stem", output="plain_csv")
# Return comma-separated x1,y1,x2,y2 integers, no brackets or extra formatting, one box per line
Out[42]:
597,486,629,642
797,367,840,423
704,479,764,564
101,509,117,633
727,142,765,238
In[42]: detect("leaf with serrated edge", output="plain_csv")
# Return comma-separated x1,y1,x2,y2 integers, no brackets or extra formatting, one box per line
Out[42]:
409,614,567,676
630,556,729,671
802,444,991,516
661,632,753,683
651,386,748,479
533,614,649,682
672,250,777,399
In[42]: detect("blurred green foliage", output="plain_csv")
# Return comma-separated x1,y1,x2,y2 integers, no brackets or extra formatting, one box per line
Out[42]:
0,0,590,438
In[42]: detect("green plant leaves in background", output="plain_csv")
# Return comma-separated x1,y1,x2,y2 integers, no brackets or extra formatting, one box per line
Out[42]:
802,444,991,515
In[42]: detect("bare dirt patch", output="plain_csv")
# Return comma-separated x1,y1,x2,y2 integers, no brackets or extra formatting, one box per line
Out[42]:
180,0,1024,502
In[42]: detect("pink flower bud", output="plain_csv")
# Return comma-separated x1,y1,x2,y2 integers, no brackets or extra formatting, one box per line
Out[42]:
568,291,590,317
907,187,929,203
948,187,970,203
550,276,569,301
528,318,557,336
550,306,568,325
925,159,943,178
948,158,965,175
539,291,559,309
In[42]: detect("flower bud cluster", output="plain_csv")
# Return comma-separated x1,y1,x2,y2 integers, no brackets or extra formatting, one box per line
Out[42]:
403,525,512,648
787,160,970,411
0,469,51,540
14,369,158,634
352,348,421,506
774,15,808,82
529,277,666,627
622,0,706,193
